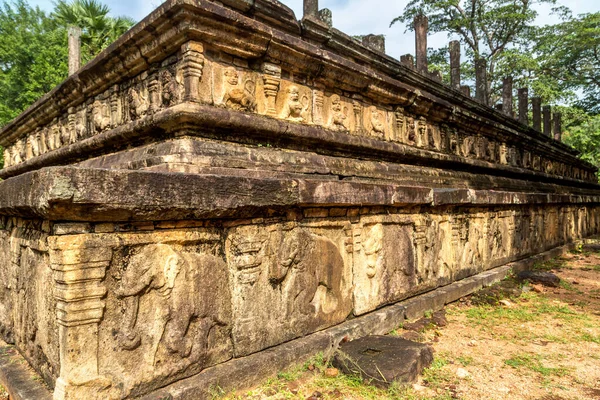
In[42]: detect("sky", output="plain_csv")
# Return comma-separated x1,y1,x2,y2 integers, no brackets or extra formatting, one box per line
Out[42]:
25,0,600,60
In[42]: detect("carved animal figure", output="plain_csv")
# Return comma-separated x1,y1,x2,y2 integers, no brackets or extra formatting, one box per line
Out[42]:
115,244,228,362
269,228,345,317
222,68,256,112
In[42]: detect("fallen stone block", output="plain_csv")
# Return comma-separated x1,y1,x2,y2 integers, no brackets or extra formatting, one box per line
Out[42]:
332,336,434,388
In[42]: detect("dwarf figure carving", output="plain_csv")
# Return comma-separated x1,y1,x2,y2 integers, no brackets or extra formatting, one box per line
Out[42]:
282,85,309,122
161,69,180,107
362,224,384,279
13,139,25,164
128,87,149,121
330,94,348,131
370,107,385,138
406,116,416,143
222,67,256,112
75,111,87,140
92,100,111,133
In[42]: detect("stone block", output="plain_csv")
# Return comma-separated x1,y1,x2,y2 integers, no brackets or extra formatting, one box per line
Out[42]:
333,336,433,388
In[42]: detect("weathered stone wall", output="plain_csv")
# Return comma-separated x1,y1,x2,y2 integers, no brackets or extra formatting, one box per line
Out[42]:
0,218,58,387
7,203,589,399
0,1,599,399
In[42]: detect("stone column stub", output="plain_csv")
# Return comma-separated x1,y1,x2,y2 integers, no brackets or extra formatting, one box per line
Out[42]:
475,58,488,105
304,0,318,18
400,54,415,70
414,15,428,74
449,40,461,90
532,97,542,132
502,77,513,117
68,26,82,76
553,112,562,141
518,88,529,126
543,105,552,137
460,85,471,98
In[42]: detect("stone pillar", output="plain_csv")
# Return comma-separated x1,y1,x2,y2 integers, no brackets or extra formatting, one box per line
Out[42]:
180,41,205,103
502,77,513,117
110,85,120,129
400,54,415,70
553,113,562,141
312,89,324,125
543,105,552,137
518,88,528,126
449,40,461,90
532,97,542,132
304,0,318,18
50,234,113,400
261,62,282,117
414,15,428,74
475,58,487,105
460,85,471,97
68,26,82,76
148,73,161,113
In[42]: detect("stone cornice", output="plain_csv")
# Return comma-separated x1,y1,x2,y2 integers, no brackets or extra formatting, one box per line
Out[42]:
0,0,594,176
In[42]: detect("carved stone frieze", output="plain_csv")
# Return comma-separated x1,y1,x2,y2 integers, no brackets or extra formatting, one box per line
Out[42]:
226,222,352,356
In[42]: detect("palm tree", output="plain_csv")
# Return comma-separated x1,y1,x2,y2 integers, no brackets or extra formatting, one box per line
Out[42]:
52,0,135,63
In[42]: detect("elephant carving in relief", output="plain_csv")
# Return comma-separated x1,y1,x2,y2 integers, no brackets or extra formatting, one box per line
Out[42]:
268,228,345,317
115,244,228,362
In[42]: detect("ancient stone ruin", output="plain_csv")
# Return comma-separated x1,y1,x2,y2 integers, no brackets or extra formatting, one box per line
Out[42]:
0,0,600,399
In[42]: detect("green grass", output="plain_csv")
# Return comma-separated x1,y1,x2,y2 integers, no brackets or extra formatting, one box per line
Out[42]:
580,333,600,344
463,292,587,327
533,258,567,271
504,354,569,377
457,355,474,367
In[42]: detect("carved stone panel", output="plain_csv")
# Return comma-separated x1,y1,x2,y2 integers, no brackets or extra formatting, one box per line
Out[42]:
213,64,257,112
226,221,353,357
276,81,312,123
102,241,232,398
353,218,416,315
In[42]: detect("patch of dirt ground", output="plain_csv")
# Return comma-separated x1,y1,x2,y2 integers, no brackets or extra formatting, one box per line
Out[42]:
0,384,7,400
217,248,600,400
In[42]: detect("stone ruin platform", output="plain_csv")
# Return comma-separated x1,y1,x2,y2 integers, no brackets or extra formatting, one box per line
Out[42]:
0,0,600,399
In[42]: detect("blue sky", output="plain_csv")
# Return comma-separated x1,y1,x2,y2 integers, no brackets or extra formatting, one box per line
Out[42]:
23,0,600,58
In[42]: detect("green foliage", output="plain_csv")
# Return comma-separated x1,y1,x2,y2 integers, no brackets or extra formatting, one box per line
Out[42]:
0,0,135,129
563,115,600,168
391,0,557,105
504,353,568,376
0,0,68,127
52,0,135,64
531,12,600,113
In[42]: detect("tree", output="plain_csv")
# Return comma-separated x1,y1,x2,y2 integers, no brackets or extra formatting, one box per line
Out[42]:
52,0,135,64
563,115,600,169
531,12,600,113
0,0,68,127
0,0,135,169
391,0,557,104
